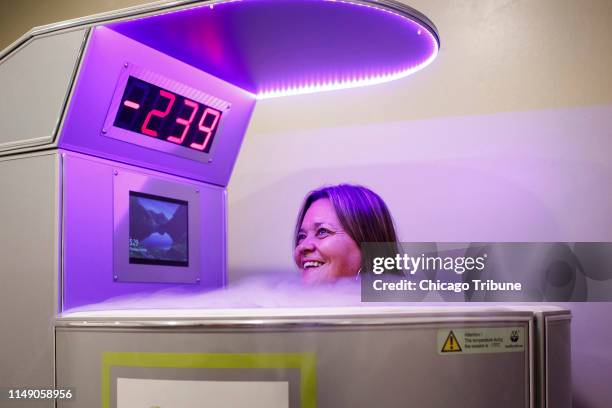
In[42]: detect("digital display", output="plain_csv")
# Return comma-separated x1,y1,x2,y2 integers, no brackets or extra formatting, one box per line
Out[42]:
114,76,222,153
129,191,189,267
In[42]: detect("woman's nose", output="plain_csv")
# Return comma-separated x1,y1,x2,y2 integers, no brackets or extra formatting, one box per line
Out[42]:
297,236,316,253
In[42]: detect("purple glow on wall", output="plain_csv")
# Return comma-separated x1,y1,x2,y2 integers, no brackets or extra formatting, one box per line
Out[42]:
105,0,439,98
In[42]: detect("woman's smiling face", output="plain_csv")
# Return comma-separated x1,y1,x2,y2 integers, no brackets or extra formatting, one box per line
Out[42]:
294,198,362,284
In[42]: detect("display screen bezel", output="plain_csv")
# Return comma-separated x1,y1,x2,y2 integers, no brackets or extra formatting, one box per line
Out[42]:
114,169,201,284
103,63,231,163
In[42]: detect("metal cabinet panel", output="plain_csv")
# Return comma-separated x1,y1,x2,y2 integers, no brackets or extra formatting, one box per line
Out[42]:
0,30,86,153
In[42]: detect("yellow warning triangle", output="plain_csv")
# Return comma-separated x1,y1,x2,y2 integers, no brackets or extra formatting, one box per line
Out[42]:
441,330,462,352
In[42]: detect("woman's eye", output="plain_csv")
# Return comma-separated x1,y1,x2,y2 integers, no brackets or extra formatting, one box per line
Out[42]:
296,233,306,243
316,228,331,237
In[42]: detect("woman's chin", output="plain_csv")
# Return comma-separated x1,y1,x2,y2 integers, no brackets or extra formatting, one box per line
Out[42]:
301,267,336,285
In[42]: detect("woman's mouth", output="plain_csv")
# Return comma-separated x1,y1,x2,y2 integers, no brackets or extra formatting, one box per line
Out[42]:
303,260,325,269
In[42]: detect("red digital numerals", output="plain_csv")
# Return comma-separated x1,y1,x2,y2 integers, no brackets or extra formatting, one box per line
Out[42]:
167,99,198,144
140,89,221,152
191,108,221,151
141,90,175,137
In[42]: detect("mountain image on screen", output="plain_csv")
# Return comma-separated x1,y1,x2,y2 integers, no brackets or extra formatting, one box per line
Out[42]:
129,192,188,266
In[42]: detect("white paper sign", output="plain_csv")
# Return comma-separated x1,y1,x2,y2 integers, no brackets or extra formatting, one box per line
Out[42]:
117,378,289,408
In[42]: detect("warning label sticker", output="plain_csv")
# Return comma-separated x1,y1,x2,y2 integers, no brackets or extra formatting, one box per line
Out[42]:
441,331,462,352
437,327,525,355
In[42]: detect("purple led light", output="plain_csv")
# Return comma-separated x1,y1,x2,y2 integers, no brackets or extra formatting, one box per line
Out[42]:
255,0,439,98
106,0,439,98
256,41,438,99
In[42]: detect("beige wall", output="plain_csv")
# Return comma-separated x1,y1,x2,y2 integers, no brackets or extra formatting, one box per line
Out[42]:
0,0,148,51
247,0,612,132
229,0,612,276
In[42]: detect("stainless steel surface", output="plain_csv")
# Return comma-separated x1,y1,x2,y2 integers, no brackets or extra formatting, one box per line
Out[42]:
0,30,86,154
56,307,575,408
57,306,537,328
0,152,59,408
530,310,572,408
56,312,532,408
366,0,439,44
543,314,572,408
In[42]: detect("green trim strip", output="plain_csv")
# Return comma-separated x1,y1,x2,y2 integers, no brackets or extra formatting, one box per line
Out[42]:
102,352,316,408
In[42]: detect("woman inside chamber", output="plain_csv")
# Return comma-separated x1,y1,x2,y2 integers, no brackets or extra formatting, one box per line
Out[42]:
71,184,402,311
294,184,400,284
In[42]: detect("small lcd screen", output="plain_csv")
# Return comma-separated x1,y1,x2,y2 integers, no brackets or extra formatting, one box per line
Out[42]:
114,76,222,153
129,191,189,267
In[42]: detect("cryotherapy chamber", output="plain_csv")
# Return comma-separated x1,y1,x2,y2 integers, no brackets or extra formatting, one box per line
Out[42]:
0,0,570,407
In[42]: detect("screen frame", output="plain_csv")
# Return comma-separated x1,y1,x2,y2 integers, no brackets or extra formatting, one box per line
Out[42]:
114,169,201,284
103,63,232,163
